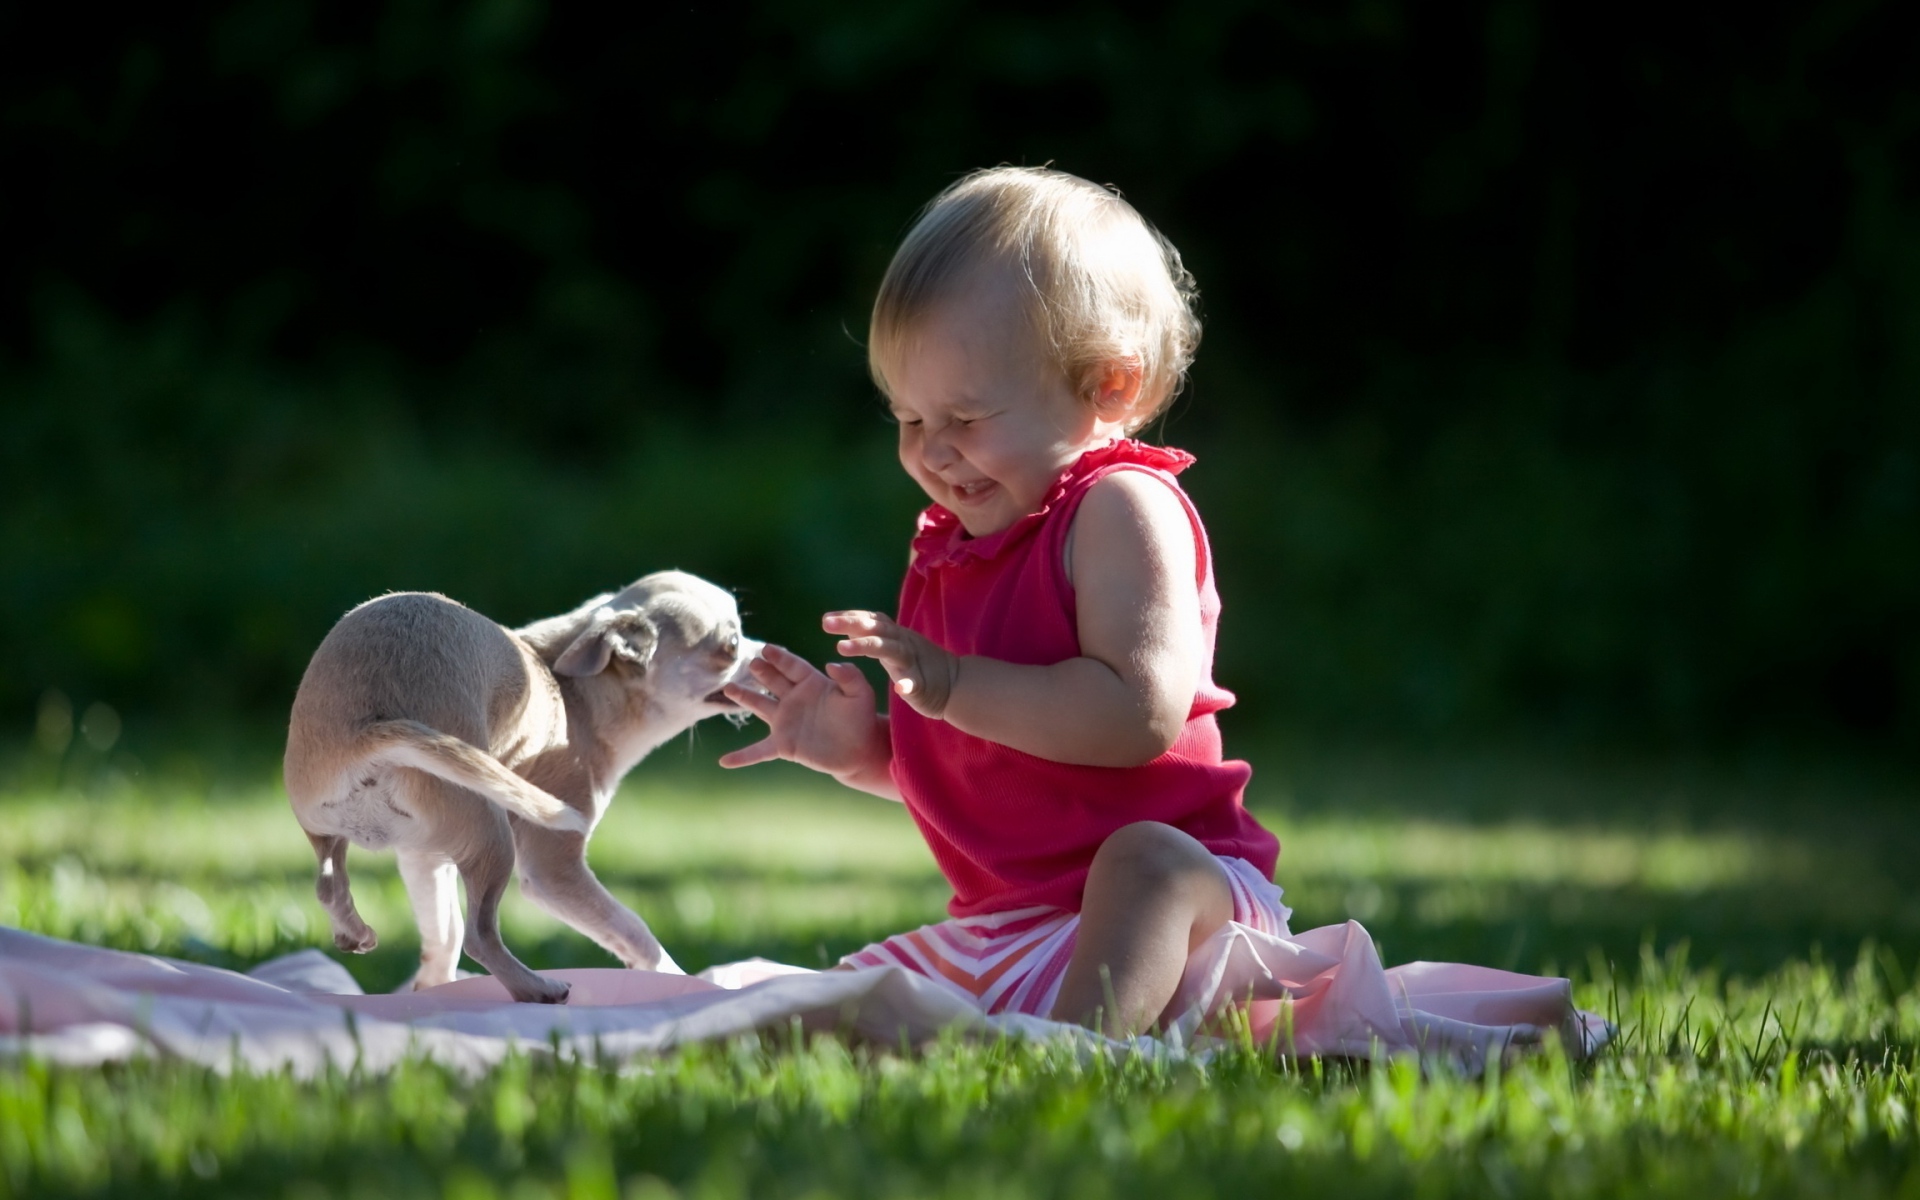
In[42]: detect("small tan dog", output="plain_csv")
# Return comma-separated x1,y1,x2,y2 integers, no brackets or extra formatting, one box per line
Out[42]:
285,570,761,1004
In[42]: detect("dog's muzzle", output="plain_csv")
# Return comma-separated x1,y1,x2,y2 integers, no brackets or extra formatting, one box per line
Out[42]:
708,639,769,709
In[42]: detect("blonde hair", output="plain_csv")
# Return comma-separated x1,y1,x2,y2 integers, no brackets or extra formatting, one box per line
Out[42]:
869,167,1202,430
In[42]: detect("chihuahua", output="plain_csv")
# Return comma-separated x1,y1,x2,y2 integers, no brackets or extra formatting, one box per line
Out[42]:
285,570,761,1003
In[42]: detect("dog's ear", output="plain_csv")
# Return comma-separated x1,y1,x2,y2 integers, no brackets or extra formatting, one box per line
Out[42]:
552,608,659,678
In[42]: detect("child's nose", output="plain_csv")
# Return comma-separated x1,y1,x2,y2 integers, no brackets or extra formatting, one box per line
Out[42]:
918,425,960,470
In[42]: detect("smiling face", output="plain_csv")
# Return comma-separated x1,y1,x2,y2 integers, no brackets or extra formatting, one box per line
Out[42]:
885,267,1130,538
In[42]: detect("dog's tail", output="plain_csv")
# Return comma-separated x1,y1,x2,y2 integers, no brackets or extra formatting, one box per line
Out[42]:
361,720,591,835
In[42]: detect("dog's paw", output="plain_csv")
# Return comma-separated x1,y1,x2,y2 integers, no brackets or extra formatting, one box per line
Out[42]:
633,946,685,975
512,975,572,1005
333,925,378,954
403,967,459,993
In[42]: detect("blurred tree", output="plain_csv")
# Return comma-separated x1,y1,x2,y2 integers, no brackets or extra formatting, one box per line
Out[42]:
1,0,1915,750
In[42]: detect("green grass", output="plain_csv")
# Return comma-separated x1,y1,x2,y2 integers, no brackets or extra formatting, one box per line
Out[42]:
2,740,1918,1198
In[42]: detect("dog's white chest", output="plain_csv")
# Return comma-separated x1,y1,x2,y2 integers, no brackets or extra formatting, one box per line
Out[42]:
317,770,416,848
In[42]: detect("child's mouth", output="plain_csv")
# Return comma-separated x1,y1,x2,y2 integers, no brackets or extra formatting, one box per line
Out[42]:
951,479,996,504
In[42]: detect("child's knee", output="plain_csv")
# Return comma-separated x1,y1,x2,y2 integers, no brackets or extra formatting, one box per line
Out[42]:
1092,821,1226,897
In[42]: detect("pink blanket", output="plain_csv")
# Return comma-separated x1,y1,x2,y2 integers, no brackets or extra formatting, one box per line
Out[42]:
0,922,1607,1076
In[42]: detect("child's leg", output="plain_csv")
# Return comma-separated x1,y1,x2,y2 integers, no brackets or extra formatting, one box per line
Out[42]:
1050,822,1234,1035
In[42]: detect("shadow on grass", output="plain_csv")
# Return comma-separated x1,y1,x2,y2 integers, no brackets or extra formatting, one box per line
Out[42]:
1251,737,1920,838
1,852,942,892
9,733,1918,993
92,870,1916,995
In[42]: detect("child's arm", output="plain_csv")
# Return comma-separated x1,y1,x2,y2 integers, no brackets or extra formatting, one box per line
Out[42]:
718,644,902,801
830,472,1204,768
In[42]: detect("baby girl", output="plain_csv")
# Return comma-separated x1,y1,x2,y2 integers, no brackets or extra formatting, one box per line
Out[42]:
721,166,1285,1035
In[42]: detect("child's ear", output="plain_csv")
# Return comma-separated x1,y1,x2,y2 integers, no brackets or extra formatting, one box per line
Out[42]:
1087,356,1145,422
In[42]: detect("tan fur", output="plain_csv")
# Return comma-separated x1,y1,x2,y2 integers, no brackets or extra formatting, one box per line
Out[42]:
285,570,762,1004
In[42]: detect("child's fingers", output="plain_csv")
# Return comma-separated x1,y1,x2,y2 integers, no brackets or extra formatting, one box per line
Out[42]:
746,656,798,698
718,738,780,769
722,682,778,720
822,662,873,698
833,634,886,659
822,610,895,636
825,613,946,710
834,636,916,683
756,643,821,685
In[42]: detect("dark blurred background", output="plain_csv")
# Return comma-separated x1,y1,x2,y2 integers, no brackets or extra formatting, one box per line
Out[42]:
3,0,1916,761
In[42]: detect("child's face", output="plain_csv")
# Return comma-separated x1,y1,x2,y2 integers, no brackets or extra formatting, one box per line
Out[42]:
885,269,1125,538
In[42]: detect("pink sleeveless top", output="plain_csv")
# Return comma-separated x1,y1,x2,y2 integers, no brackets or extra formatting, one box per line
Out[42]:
889,439,1281,918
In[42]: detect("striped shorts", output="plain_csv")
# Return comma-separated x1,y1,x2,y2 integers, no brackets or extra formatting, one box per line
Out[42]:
840,856,1292,1018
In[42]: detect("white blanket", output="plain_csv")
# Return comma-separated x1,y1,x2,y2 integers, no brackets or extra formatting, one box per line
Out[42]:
0,922,1609,1076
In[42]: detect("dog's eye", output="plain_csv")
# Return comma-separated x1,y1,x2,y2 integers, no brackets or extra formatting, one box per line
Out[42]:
723,633,740,656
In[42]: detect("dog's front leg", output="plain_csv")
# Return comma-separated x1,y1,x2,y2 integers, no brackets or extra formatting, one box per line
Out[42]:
514,824,682,974
396,849,464,991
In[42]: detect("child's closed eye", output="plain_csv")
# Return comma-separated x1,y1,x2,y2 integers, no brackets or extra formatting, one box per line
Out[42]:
888,409,991,430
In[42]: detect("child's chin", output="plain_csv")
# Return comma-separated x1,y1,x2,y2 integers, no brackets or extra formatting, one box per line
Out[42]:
956,509,1017,537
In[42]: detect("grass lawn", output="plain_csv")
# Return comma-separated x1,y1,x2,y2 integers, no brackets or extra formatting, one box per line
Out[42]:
2,734,1917,1198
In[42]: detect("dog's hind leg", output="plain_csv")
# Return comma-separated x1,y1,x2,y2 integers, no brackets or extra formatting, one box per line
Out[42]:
515,825,681,974
306,831,377,953
456,821,570,1004
396,849,464,991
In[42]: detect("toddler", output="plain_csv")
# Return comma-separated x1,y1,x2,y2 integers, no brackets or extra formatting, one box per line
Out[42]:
720,167,1285,1035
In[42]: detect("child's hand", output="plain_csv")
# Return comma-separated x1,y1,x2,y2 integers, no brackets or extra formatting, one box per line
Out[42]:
823,610,959,719
718,644,889,788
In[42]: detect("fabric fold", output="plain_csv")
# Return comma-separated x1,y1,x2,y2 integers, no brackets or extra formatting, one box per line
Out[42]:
0,924,1607,1077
